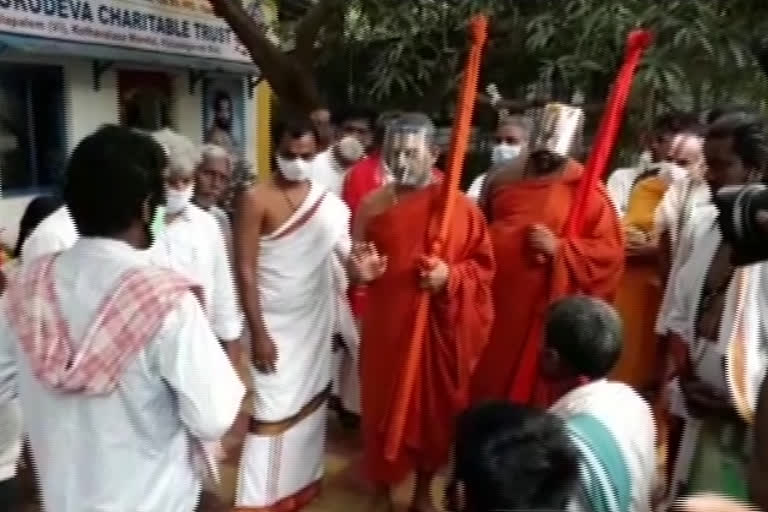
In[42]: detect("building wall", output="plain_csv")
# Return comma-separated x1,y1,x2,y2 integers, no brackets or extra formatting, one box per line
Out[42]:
64,61,120,151
0,56,259,251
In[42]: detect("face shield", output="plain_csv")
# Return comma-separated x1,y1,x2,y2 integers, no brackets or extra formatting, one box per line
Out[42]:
526,103,585,175
382,123,435,188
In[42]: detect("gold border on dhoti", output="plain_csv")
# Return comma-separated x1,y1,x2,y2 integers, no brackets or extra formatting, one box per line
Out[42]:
248,385,331,436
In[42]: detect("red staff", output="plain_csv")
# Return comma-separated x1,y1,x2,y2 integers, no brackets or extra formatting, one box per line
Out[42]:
383,14,489,462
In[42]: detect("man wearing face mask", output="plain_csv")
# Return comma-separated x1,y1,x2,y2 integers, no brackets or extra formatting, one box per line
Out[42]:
466,115,531,202
471,103,624,408
349,112,495,512
309,107,373,197
610,130,704,392
150,129,242,363
0,125,244,511
233,119,351,511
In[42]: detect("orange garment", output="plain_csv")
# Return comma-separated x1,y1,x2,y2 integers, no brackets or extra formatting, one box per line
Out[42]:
360,183,494,484
611,176,669,390
471,160,625,407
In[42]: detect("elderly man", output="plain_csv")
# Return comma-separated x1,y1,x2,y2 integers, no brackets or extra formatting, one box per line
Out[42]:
194,144,234,251
466,115,532,202
151,129,242,359
233,118,351,511
350,112,494,512
0,125,244,510
544,296,656,512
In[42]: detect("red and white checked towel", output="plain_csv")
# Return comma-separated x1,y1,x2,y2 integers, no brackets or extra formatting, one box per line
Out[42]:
4,254,222,485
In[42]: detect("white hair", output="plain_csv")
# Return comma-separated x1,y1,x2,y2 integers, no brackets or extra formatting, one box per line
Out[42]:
200,144,233,170
152,128,201,179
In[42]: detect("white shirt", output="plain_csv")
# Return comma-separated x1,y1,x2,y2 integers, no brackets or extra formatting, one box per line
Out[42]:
0,238,245,511
606,167,643,216
21,206,78,264
0,261,20,483
466,173,487,202
310,149,346,197
150,204,242,342
552,380,656,512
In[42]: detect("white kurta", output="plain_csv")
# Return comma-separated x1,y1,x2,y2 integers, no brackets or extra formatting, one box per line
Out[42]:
151,204,242,342
606,167,643,216
20,206,78,264
466,173,487,202
310,149,346,197
236,182,350,508
0,238,245,511
552,380,656,512
0,261,20,484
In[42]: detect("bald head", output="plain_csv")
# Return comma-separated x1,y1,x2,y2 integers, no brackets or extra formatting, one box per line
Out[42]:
667,132,705,176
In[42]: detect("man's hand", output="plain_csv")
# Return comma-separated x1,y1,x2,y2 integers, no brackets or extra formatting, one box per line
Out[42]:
528,224,558,258
350,242,388,283
419,255,449,294
252,332,277,374
625,226,657,257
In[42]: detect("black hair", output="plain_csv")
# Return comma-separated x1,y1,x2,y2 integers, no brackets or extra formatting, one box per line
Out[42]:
334,106,378,129
214,90,232,108
653,111,701,136
707,112,768,173
271,118,316,146
13,195,62,258
545,296,623,379
707,105,756,125
455,401,581,512
63,125,167,238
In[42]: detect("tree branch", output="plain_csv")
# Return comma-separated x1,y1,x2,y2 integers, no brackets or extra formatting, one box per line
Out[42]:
209,0,323,114
294,0,346,65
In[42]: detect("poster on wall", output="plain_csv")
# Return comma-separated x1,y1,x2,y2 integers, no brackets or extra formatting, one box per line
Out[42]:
203,77,244,157
0,0,256,63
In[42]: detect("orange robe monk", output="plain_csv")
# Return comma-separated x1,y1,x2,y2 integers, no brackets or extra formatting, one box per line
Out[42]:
358,183,494,484
610,175,668,390
472,159,624,407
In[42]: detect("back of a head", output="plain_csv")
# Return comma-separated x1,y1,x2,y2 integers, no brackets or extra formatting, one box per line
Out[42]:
545,296,623,379
13,195,62,258
707,105,756,125
64,125,167,238
707,112,768,174
455,401,580,512
654,111,701,136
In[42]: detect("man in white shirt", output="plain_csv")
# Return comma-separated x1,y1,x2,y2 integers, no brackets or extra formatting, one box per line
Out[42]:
20,204,78,264
194,143,235,254
607,112,699,216
543,296,656,512
0,125,244,511
151,129,243,360
467,115,531,202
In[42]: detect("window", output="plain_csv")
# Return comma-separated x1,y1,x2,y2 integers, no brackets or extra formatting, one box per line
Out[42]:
0,64,65,195
118,70,173,132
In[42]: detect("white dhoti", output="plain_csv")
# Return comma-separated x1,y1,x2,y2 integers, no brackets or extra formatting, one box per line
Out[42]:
235,183,350,510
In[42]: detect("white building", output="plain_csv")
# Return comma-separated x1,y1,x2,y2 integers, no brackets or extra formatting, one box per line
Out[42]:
0,0,266,248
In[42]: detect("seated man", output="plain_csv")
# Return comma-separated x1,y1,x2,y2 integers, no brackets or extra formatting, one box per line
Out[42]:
452,401,581,512
544,296,656,512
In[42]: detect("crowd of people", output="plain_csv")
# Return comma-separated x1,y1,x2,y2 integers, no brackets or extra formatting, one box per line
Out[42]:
0,99,766,512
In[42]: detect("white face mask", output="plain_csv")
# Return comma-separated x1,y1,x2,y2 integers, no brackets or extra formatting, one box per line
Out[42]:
165,186,193,215
491,143,522,165
336,135,365,165
276,157,311,182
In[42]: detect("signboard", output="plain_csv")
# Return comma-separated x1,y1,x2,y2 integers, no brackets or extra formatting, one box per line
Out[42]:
0,0,259,62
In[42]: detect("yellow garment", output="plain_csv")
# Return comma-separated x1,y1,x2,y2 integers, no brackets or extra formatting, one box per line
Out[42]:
611,176,668,390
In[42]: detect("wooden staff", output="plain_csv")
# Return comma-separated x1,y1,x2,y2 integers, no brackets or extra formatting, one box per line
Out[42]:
383,14,489,462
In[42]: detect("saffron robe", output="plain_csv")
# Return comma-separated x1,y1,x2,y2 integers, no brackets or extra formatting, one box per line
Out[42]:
360,184,494,484
472,161,625,407
610,176,668,390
